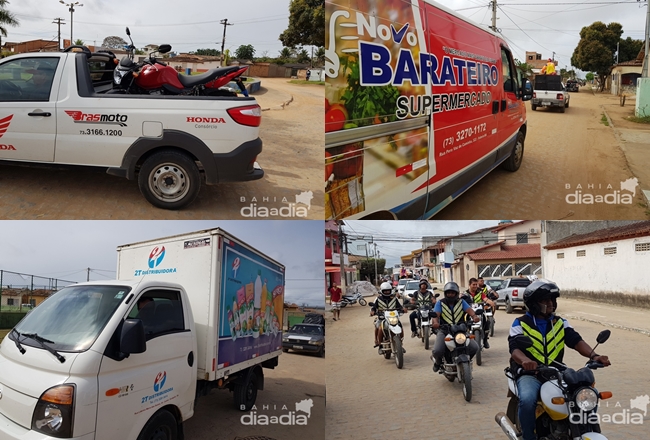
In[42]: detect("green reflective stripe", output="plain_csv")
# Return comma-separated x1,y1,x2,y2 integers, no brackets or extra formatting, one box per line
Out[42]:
441,301,464,324
546,320,566,361
520,321,547,361
473,292,482,303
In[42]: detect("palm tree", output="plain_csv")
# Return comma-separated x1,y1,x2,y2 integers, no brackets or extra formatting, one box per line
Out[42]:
0,0,19,38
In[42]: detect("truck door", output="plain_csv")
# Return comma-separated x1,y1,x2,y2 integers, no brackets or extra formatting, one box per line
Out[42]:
497,47,522,151
96,289,195,440
0,56,60,161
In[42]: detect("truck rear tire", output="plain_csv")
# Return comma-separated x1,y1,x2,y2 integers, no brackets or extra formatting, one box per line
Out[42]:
137,409,178,440
234,371,258,411
531,104,537,111
501,132,524,172
138,150,201,210
559,105,565,113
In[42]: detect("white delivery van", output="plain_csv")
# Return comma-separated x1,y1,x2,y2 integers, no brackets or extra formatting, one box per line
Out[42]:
325,0,533,219
0,228,285,440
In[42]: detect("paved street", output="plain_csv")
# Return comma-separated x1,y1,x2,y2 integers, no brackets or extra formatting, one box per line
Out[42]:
326,298,650,440
436,88,649,220
0,79,323,219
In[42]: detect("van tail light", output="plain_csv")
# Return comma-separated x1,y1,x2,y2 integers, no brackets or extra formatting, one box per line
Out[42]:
227,105,261,127
557,94,564,100
512,289,518,297
32,384,75,438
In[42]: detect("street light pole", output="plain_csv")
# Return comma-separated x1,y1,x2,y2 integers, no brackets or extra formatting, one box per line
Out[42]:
59,1,83,46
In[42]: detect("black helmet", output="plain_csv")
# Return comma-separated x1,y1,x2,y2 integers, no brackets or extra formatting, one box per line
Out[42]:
443,282,460,299
524,280,560,316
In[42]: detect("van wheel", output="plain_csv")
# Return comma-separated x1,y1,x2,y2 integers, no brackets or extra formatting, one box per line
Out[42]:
501,132,524,172
138,150,201,210
137,410,178,440
234,371,258,411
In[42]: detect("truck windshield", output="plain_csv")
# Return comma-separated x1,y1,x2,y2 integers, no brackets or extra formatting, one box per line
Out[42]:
13,285,131,352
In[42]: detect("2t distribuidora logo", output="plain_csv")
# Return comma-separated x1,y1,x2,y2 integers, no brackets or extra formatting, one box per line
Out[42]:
133,246,177,277
0,114,16,150
149,246,166,268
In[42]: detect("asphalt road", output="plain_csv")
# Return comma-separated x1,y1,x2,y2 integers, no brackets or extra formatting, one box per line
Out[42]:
326,299,650,440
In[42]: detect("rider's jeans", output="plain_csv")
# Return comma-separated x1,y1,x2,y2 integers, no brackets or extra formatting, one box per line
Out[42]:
432,332,478,364
517,374,543,440
409,311,419,332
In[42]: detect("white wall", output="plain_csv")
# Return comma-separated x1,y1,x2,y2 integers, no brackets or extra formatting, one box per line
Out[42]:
498,220,542,245
542,237,650,295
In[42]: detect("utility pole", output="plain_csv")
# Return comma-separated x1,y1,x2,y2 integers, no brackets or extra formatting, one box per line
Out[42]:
552,51,555,62
337,222,346,292
642,0,649,77
489,0,496,31
219,19,234,65
86,267,90,282
373,242,379,287
53,18,66,51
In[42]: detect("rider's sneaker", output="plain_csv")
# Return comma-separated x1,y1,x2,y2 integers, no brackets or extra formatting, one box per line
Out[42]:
433,362,440,372
411,331,417,338
483,339,490,349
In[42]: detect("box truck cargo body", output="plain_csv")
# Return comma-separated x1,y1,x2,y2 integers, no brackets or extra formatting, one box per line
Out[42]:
0,228,284,440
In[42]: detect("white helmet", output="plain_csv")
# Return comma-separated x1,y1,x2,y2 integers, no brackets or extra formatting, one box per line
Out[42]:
380,282,392,293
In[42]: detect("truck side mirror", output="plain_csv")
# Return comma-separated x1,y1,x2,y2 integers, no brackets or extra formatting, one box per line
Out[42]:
120,318,146,355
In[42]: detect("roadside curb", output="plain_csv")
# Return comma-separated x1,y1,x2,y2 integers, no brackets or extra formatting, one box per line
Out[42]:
261,95,294,112
563,313,650,337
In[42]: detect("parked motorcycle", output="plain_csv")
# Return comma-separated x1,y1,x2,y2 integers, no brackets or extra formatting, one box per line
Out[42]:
369,302,405,369
435,310,482,402
495,330,612,440
111,27,250,97
340,291,367,308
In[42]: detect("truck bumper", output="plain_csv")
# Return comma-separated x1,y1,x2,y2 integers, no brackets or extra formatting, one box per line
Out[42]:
209,137,264,184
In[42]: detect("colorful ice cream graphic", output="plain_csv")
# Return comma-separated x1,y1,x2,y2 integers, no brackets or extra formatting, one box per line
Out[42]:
227,308,236,341
245,282,254,335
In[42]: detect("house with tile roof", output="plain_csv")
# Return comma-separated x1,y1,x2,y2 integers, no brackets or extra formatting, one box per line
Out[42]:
542,220,650,299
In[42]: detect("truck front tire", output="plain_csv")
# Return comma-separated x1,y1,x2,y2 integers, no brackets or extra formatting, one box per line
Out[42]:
137,409,178,440
138,150,201,210
501,132,524,172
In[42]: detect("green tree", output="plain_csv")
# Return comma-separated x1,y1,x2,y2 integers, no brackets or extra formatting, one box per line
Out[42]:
359,259,386,284
74,38,84,46
296,48,310,64
234,44,255,60
315,46,325,66
514,59,534,79
617,37,644,64
279,0,324,48
585,72,595,81
101,36,128,49
195,48,221,57
571,21,623,92
223,49,231,65
0,0,18,38
279,47,294,60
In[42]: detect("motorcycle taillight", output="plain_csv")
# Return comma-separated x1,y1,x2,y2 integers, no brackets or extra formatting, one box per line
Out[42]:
227,105,262,127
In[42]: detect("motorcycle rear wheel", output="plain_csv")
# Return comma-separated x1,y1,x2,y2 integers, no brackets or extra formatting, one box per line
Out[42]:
461,363,472,402
423,326,430,350
490,318,495,337
359,298,367,306
393,336,404,369
340,302,347,308
474,330,482,366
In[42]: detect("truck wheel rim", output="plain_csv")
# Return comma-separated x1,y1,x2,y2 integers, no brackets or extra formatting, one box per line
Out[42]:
149,162,189,202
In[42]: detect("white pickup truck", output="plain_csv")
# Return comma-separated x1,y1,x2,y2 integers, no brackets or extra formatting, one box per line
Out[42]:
0,49,264,209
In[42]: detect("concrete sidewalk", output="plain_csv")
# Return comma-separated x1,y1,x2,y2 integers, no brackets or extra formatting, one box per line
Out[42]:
559,297,650,336
597,88,650,207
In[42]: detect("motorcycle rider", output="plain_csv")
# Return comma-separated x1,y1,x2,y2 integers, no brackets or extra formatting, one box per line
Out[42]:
409,280,435,337
478,276,499,300
509,280,611,440
370,282,406,349
431,281,480,372
462,278,496,348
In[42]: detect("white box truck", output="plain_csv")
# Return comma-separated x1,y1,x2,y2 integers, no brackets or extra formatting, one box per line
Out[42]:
0,228,285,440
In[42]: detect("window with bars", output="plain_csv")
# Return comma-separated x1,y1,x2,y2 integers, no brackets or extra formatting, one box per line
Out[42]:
557,252,564,259
603,247,617,255
576,250,586,257
516,233,529,244
636,243,650,252
477,263,516,278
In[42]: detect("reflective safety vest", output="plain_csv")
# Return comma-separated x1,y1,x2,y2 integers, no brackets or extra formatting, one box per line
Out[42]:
375,295,399,312
440,299,465,325
519,315,566,365
416,291,432,307
466,289,482,303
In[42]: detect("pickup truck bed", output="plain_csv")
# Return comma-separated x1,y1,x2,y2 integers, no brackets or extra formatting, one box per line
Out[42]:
531,75,569,113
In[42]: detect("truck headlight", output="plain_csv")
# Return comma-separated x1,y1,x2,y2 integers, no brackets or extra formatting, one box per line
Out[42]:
32,384,75,438
575,387,598,411
308,340,322,345
454,333,467,345
282,338,289,342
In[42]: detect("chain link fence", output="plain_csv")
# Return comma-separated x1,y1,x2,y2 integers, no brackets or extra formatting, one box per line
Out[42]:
0,270,77,312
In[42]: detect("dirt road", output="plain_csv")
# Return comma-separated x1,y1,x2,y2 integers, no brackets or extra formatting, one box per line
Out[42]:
0,79,324,220
184,351,325,440
436,90,649,220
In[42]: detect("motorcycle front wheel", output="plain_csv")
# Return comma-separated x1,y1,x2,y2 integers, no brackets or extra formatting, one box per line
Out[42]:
490,318,495,337
393,335,404,369
359,298,367,306
474,330,482,366
461,362,472,402
423,326,430,350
